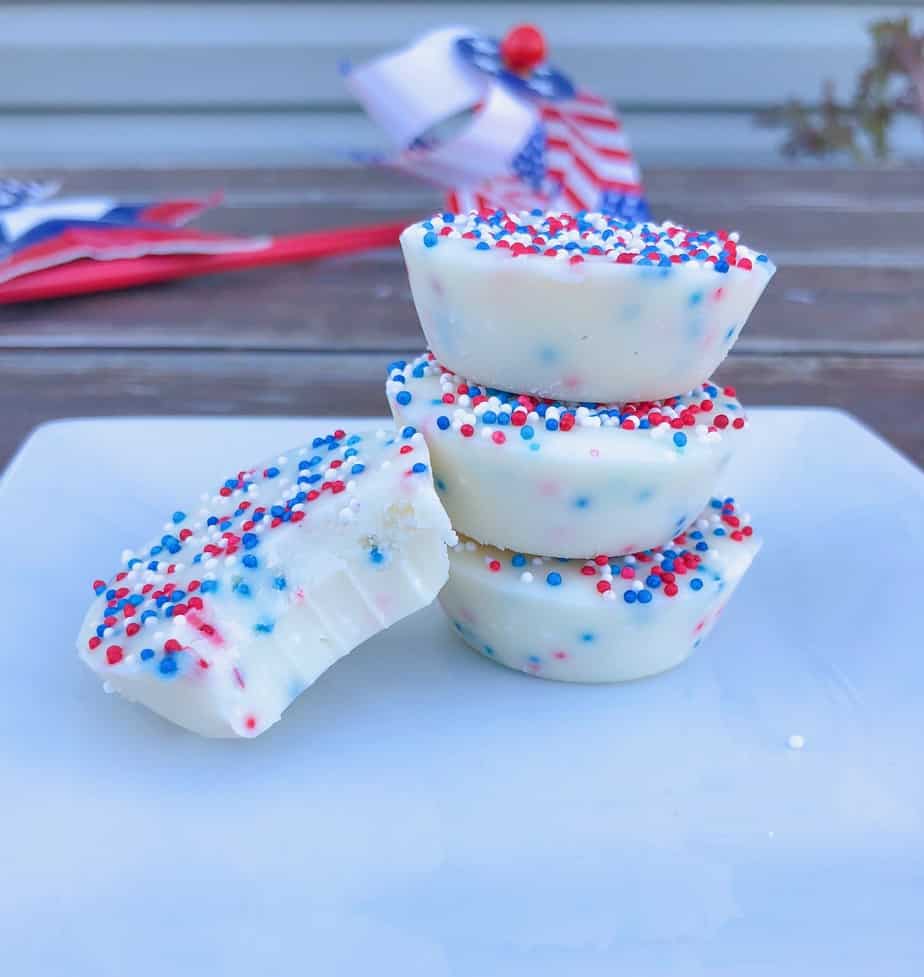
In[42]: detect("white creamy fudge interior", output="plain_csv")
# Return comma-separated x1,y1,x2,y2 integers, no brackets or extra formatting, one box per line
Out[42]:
77,427,455,738
400,210,775,403
441,497,761,683
388,352,747,558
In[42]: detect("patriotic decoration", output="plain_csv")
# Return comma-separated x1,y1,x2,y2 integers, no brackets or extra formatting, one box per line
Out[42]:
0,180,267,286
345,24,649,220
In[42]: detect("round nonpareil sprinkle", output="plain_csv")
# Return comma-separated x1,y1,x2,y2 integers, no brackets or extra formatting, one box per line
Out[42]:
409,209,769,272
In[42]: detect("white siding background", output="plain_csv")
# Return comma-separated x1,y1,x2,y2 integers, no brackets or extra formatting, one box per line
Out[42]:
1,1,923,167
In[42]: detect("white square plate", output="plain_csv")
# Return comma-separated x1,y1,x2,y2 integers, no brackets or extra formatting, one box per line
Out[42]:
2,410,923,976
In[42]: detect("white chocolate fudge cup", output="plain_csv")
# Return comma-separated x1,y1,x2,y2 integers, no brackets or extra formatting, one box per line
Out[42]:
400,211,775,404
77,427,455,738
388,353,748,559
441,497,761,683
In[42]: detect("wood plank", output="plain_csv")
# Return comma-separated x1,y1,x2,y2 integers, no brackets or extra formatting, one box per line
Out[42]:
16,164,924,200
2,167,923,352
3,260,923,355
1,351,921,472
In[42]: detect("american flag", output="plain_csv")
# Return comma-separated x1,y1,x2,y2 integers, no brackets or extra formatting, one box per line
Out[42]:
345,26,650,222
0,180,266,286
447,90,649,220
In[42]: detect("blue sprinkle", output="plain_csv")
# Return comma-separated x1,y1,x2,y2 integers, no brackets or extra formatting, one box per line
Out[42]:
273,576,287,590
711,499,723,509
140,648,154,661
242,554,258,569
369,547,385,565
396,390,412,406
475,241,490,251
401,425,416,438
497,413,510,426
646,575,661,588
545,418,559,431
574,496,590,509
528,655,541,664
442,212,455,222
411,462,427,474
159,657,178,676
581,632,595,642
691,578,704,591
715,528,726,537
171,510,185,524
140,609,158,622
715,261,730,273
623,590,638,604
346,434,362,445
255,619,275,634
436,415,451,430
757,254,769,263
242,533,259,549
423,231,438,248
482,410,496,424
200,580,218,593
673,432,687,447
546,572,562,587
351,463,365,475
638,590,653,604
234,581,251,597
520,425,534,440
511,554,526,567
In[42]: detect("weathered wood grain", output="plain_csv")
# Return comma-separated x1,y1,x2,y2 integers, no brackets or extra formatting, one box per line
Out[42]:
3,261,923,354
3,167,923,354
1,167,920,474
1,351,921,471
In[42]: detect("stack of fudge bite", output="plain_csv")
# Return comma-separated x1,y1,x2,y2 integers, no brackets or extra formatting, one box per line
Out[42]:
389,209,776,682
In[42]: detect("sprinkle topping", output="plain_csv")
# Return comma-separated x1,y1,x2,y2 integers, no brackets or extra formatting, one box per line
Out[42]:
82,427,428,678
409,209,771,272
388,352,747,446
458,498,755,603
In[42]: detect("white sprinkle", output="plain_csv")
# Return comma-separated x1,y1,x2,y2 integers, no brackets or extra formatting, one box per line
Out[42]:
788,734,805,750
520,572,534,583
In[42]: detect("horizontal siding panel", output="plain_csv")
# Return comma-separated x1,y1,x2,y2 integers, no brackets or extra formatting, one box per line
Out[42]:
0,3,916,109
2,109,922,167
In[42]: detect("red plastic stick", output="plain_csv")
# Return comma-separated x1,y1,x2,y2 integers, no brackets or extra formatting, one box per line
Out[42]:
0,221,407,305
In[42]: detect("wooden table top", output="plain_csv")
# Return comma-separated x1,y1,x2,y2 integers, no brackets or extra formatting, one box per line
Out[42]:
1,166,922,470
